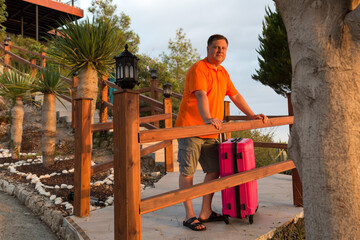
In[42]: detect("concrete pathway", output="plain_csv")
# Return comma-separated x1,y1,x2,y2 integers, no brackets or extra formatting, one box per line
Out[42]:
69,172,303,240
0,191,58,240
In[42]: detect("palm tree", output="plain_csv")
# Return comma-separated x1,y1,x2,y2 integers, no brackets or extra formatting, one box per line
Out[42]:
47,18,122,124
33,66,70,166
0,70,34,159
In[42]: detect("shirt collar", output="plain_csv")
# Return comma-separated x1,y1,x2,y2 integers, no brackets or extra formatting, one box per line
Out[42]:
203,57,224,72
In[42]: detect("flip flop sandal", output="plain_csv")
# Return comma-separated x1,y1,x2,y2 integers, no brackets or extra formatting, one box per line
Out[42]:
199,211,230,224
183,217,207,231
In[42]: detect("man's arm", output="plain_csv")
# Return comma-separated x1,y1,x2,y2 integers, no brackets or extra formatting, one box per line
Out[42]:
195,90,222,130
229,93,268,122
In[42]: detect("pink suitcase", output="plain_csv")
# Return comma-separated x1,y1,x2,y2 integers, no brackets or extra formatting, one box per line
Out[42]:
219,138,258,224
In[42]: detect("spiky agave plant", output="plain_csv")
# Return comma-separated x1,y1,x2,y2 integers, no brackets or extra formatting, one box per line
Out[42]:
33,66,70,166
0,70,35,159
47,17,122,124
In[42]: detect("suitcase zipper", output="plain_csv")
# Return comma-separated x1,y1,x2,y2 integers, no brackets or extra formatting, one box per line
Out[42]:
232,140,242,218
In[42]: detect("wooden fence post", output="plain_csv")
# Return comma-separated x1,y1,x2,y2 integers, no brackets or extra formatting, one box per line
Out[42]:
164,97,173,172
31,59,37,77
150,78,159,127
287,92,303,207
72,76,79,128
4,38,11,71
113,90,141,240
41,51,46,67
73,98,92,217
100,75,108,123
224,101,231,140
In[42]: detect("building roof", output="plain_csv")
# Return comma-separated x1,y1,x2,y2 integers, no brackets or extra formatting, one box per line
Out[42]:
4,0,84,40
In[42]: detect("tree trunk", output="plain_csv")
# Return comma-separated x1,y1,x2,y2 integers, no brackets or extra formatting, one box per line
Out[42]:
276,1,360,239
77,65,98,124
42,93,56,166
11,97,24,159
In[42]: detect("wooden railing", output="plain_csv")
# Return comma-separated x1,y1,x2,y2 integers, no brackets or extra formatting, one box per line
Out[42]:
110,90,298,239
0,39,302,240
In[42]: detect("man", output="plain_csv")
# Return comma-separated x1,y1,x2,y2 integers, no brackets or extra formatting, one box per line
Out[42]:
175,34,268,231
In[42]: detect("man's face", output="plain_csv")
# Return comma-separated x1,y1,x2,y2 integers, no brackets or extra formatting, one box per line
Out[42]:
207,39,228,66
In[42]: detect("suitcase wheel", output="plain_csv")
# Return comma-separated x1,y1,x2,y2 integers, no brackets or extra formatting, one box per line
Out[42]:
249,215,254,224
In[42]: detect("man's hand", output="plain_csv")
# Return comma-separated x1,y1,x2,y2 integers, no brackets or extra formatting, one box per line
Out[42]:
204,118,222,130
252,114,268,123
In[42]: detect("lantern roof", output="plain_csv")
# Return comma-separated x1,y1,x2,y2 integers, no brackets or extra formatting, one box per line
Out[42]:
115,44,139,59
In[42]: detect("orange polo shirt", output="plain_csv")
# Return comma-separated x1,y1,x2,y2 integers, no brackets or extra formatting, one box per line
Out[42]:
175,58,239,139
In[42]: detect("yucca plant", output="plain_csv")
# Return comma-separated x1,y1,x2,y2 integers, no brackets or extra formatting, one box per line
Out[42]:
47,18,122,124
33,66,70,166
0,70,35,159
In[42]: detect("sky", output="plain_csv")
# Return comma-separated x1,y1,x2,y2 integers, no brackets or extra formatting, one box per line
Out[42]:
76,0,290,142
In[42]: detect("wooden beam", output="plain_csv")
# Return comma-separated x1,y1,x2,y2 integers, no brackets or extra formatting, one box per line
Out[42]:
139,117,294,143
253,142,288,149
140,160,296,214
113,90,141,240
91,160,114,176
73,98,92,217
163,97,173,172
140,141,171,157
92,122,113,132
226,115,290,121
139,113,171,124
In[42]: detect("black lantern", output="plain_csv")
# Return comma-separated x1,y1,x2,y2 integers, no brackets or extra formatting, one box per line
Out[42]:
4,35,10,46
114,44,139,89
163,82,172,98
150,68,157,79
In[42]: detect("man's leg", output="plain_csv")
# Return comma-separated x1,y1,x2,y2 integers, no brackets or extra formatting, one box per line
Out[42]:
179,173,205,230
198,171,219,220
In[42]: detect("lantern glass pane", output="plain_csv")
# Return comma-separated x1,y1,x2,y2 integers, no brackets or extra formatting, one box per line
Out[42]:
130,66,134,78
125,65,129,78
120,65,123,78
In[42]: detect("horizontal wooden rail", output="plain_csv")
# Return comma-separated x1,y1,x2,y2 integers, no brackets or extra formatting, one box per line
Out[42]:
139,94,163,108
11,45,43,57
139,117,294,143
138,87,151,93
140,106,152,113
140,140,171,156
91,140,172,175
104,79,121,90
91,160,113,176
253,142,288,149
155,87,183,100
91,113,171,132
140,160,296,214
103,100,113,109
92,122,113,132
139,113,171,124
226,115,290,121
140,123,158,130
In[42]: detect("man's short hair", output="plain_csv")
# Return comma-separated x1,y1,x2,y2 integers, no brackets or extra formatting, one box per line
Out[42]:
207,34,228,46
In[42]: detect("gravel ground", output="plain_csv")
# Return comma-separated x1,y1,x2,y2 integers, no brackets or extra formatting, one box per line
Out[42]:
0,191,58,240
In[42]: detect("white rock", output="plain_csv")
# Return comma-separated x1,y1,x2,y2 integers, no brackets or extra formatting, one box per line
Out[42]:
67,185,73,189
0,164,3,168
68,168,74,173
93,181,102,187
26,174,32,180
50,172,57,177
60,184,67,189
50,195,56,201
4,163,9,166
54,198,62,205
65,203,73,210
8,167,16,173
40,174,49,179
62,170,68,174
106,180,113,185
54,185,60,189
105,196,114,205
151,172,161,177
27,159,32,162
140,184,145,189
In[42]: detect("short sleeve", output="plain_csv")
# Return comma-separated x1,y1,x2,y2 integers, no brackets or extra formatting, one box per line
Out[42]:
188,64,208,94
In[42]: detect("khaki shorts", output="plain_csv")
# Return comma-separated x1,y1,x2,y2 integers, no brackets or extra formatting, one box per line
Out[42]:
177,137,219,176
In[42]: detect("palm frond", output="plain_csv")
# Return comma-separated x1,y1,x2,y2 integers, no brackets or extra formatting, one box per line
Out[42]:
47,17,122,76
0,71,35,100
33,66,70,96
